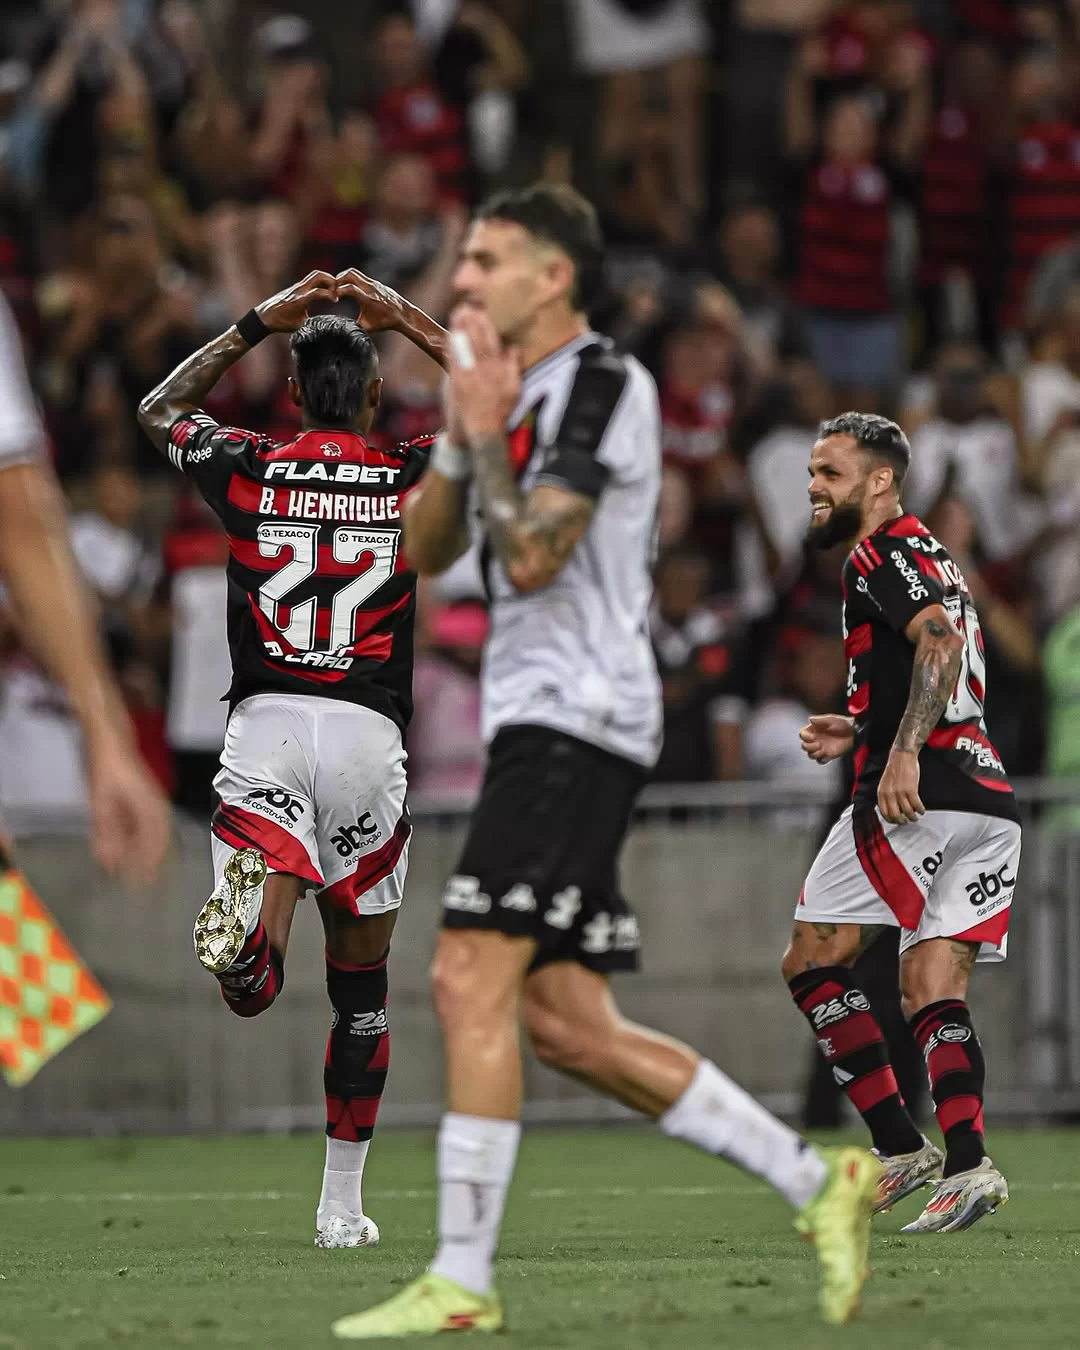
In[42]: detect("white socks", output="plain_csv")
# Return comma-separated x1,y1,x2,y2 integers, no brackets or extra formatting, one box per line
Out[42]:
429,1112,521,1296
317,1136,370,1224
660,1059,827,1209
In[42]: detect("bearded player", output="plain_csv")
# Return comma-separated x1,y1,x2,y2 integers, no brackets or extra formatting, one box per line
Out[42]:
331,184,879,1339
138,269,446,1248
783,412,1020,1233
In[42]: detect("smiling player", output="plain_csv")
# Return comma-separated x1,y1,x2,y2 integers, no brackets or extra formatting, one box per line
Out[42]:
783,412,1021,1232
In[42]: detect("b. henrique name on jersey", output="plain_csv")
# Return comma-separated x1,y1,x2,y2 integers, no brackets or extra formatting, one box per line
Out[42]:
167,409,431,730
842,512,1018,822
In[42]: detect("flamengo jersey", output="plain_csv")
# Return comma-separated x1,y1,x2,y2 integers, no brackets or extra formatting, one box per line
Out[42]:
167,412,430,731
842,513,1018,822
478,333,662,768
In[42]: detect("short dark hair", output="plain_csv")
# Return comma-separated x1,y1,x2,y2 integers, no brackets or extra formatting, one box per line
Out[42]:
475,182,604,314
289,315,378,426
818,411,910,488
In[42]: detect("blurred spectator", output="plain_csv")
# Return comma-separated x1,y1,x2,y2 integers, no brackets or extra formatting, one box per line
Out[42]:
360,155,445,293
409,589,486,798
374,11,469,202
745,363,832,580
1000,51,1080,337
649,546,748,783
69,462,157,659
1043,597,1080,830
742,624,846,827
302,107,380,275
916,40,1003,359
905,342,1041,563
711,201,812,375
158,490,229,819
786,36,925,408
567,0,709,231
248,15,331,203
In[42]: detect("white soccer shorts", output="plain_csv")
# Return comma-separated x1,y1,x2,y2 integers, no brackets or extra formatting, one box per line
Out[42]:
796,805,1021,963
210,694,410,915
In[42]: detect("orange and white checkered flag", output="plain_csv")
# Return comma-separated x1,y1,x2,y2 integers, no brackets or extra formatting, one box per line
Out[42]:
0,860,111,1088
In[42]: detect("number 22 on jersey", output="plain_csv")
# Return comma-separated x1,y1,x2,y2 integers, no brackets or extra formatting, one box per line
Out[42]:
256,522,399,653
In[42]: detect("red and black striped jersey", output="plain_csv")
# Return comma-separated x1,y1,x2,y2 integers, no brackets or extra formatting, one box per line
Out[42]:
842,514,1017,821
166,410,432,731
792,159,892,315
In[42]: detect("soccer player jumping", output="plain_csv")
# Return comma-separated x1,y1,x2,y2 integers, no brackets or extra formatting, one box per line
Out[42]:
784,413,1020,1233
332,184,879,1339
138,270,446,1249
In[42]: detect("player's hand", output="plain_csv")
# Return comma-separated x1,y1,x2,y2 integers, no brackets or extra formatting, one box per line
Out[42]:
447,304,520,441
85,734,171,887
255,271,338,333
799,714,855,764
335,269,408,333
877,749,925,825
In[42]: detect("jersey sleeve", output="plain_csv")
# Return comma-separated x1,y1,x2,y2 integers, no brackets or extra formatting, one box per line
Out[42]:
0,293,46,470
854,536,946,635
167,410,270,516
533,348,633,500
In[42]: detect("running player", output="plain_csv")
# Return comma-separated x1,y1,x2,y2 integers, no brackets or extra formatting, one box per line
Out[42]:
137,270,446,1248
331,184,879,1339
783,412,1020,1232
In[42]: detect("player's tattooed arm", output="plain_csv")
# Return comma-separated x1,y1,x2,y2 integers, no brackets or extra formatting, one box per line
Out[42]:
139,270,338,454
470,434,594,592
878,604,964,824
138,328,250,453
894,608,965,755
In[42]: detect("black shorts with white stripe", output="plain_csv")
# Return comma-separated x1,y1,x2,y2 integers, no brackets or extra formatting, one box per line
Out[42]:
441,725,644,973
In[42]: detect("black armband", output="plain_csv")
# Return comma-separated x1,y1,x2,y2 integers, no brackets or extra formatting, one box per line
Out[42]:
235,309,271,347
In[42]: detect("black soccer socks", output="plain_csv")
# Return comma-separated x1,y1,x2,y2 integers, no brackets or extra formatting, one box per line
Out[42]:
909,999,986,1177
325,952,390,1142
788,966,924,1156
218,920,284,1017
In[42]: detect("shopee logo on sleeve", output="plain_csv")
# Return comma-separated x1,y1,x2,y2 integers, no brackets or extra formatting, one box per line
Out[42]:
890,550,928,602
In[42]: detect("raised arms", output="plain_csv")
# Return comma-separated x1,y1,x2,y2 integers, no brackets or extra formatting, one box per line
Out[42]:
137,271,339,453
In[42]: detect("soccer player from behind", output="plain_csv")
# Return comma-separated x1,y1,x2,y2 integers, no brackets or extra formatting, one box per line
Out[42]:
783,412,1020,1232
331,184,879,1340
138,270,446,1248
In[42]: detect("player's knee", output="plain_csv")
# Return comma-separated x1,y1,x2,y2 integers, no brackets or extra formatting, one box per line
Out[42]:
782,923,861,980
429,934,499,1029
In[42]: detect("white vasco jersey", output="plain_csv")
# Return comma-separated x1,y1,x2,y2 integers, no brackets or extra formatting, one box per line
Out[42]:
476,331,662,768
0,294,45,469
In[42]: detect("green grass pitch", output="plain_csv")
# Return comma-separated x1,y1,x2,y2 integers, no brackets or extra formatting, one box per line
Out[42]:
2,1128,1078,1349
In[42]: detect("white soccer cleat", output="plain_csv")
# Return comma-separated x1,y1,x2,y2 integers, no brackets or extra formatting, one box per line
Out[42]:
900,1157,1008,1233
193,847,268,974
872,1136,944,1213
315,1207,381,1249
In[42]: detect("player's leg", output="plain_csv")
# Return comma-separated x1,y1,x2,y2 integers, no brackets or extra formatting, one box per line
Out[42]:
524,960,829,1201
209,858,303,1016
332,929,531,1339
197,697,324,1014
314,899,397,1247
897,813,1020,1233
427,929,535,1290
782,807,930,1178
304,700,412,1248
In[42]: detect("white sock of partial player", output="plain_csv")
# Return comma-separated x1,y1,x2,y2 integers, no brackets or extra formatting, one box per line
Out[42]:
317,1137,370,1224
429,1112,521,1295
660,1059,827,1208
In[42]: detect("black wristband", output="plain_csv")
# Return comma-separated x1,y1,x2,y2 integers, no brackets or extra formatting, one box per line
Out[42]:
236,308,271,347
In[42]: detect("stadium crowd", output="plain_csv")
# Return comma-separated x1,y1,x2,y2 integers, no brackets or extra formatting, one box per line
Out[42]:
0,0,1078,823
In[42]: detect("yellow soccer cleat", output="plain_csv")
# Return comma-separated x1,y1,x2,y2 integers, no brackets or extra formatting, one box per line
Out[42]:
794,1145,881,1326
331,1273,504,1340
